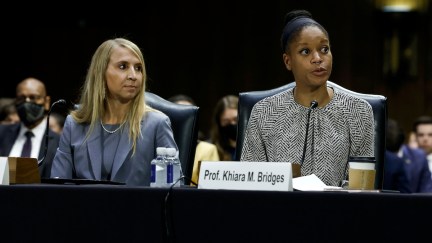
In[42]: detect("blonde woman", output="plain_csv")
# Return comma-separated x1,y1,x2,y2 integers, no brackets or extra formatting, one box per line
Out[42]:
51,38,177,186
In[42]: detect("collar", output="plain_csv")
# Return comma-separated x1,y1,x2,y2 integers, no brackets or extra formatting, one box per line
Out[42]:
19,117,47,139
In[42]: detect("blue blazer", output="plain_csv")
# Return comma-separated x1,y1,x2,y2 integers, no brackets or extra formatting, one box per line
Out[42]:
0,122,60,179
383,151,411,193
51,111,178,186
401,145,432,193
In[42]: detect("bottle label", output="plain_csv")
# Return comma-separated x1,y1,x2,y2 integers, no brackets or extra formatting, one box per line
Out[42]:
167,163,173,184
150,164,156,183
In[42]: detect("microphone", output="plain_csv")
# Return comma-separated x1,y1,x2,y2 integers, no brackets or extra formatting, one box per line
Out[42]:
38,99,67,166
300,100,318,166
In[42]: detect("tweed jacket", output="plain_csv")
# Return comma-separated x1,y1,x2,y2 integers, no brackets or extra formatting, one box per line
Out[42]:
240,86,375,186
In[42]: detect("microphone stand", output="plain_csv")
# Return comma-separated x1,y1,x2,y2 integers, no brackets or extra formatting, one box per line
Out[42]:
38,99,66,166
300,100,318,167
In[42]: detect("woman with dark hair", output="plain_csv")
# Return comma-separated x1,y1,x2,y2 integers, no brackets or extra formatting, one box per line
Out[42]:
240,10,374,187
210,95,238,161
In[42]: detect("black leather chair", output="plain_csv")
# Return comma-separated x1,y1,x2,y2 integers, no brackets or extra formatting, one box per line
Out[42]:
145,92,199,185
235,81,387,189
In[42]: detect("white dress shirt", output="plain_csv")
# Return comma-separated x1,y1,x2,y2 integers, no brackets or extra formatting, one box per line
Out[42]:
8,117,47,161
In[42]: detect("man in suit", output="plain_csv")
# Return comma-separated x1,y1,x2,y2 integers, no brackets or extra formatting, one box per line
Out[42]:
0,77,60,178
386,118,432,193
412,115,432,173
383,151,411,193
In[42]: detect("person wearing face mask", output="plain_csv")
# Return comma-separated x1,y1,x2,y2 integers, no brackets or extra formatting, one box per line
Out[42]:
0,77,60,178
168,94,220,185
209,95,239,161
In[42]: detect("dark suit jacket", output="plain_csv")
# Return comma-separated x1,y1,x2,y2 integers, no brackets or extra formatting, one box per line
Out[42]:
0,122,60,178
401,145,432,193
383,151,411,193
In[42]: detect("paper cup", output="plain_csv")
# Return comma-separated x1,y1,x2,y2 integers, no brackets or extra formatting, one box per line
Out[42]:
348,156,376,190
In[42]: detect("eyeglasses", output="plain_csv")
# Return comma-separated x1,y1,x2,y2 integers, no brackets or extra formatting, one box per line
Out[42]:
16,95,45,104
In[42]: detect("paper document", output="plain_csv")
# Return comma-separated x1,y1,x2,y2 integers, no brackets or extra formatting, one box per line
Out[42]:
292,174,340,191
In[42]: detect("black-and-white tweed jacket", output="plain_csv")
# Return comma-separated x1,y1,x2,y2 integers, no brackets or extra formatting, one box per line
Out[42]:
240,85,375,186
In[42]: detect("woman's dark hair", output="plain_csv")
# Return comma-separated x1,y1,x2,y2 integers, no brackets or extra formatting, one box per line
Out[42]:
209,95,238,160
386,118,405,152
280,9,328,52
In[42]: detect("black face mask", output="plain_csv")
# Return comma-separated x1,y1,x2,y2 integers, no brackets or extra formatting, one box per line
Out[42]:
220,124,237,141
16,102,45,127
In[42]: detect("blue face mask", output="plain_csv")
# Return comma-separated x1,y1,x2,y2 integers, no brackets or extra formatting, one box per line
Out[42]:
16,102,45,127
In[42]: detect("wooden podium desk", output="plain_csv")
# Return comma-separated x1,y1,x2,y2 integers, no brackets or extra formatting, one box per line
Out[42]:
1,184,431,242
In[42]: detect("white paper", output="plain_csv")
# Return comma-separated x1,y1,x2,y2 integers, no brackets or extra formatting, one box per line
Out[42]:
292,174,340,191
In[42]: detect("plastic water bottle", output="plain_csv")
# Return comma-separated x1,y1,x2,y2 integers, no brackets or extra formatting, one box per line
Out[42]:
167,148,183,187
165,148,174,187
150,147,167,187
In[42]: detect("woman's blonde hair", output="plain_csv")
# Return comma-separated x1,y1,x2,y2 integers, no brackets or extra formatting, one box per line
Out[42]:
72,37,153,153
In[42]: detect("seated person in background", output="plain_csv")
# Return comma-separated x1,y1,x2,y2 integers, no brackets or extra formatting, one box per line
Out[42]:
168,94,220,185
51,38,177,186
49,111,66,134
240,10,375,187
0,97,20,124
412,115,432,173
0,77,60,178
408,131,418,149
383,119,411,193
386,118,432,193
209,94,238,161
169,94,196,106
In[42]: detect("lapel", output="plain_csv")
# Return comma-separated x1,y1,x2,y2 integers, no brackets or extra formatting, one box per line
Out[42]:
401,145,413,164
111,124,132,179
87,124,103,180
87,122,133,180
1,124,20,155
38,128,50,158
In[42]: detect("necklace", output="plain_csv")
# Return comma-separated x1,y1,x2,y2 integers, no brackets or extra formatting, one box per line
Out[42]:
100,119,126,134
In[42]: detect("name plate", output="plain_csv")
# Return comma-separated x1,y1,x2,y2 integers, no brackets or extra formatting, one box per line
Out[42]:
197,161,293,191
0,157,9,185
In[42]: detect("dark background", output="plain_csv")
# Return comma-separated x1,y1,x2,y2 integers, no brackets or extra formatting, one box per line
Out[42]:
3,0,431,139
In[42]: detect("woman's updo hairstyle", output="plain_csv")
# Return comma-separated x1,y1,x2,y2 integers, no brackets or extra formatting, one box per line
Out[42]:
280,9,328,53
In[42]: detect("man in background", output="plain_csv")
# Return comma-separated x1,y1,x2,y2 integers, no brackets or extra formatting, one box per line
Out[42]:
386,118,432,193
0,97,20,124
413,115,432,173
0,77,60,178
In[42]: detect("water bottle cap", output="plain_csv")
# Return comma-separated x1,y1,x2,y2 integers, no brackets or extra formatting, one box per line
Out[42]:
166,147,177,156
156,147,167,155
